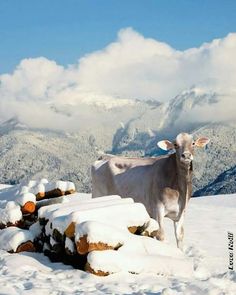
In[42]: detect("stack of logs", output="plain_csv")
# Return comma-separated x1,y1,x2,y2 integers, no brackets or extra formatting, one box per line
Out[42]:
0,180,166,276
0,179,76,253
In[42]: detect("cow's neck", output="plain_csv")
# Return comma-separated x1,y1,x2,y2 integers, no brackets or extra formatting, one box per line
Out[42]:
175,156,193,213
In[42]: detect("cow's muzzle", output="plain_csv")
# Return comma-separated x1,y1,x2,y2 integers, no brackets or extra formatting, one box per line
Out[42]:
181,152,193,163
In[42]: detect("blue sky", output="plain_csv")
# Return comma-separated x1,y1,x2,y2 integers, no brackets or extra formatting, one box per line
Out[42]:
0,0,236,74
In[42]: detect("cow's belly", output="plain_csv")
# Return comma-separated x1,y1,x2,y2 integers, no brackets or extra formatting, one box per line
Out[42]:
117,184,148,204
113,173,152,213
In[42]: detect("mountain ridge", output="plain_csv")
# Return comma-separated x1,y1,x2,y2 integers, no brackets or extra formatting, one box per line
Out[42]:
0,87,235,195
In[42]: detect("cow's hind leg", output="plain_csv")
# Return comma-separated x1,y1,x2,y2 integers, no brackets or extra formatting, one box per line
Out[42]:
174,212,185,250
155,205,165,241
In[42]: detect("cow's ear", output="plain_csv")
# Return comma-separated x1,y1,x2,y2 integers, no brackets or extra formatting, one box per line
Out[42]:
195,137,210,148
157,140,174,151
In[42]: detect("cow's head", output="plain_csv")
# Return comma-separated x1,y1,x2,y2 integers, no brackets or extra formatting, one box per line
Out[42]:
157,133,210,166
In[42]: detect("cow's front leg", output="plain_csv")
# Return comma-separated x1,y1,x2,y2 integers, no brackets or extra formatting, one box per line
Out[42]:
155,205,165,241
174,212,185,250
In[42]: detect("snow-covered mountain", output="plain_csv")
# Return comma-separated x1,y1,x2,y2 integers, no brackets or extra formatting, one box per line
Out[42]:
0,87,235,195
0,128,98,192
195,165,236,196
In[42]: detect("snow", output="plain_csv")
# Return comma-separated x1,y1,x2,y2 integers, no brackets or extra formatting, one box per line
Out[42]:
75,220,185,259
87,250,193,278
36,192,92,209
29,221,42,238
55,180,75,192
142,217,159,236
0,201,22,225
24,179,76,195
0,183,235,294
0,179,76,212
0,184,13,190
65,237,76,254
49,202,149,237
70,202,149,227
15,192,36,206
75,221,128,247
0,227,34,252
38,194,122,221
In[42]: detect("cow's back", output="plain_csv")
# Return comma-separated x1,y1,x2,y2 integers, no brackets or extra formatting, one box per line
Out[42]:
91,155,170,214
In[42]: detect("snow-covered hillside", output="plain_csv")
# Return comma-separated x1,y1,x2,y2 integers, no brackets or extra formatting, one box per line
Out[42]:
0,185,235,295
0,119,236,196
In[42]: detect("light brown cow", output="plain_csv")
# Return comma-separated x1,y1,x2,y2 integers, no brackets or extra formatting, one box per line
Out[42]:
91,133,210,250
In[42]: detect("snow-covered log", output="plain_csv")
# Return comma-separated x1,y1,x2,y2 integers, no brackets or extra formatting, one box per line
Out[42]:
36,192,92,210
15,192,36,214
140,218,159,237
38,194,122,220
0,201,23,229
48,201,148,240
75,221,126,255
74,221,184,258
86,250,193,278
0,227,35,253
25,179,76,201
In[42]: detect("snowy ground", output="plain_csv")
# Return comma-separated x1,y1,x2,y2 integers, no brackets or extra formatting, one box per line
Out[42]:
0,185,235,294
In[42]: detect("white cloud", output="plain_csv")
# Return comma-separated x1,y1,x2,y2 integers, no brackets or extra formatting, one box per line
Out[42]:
0,28,236,129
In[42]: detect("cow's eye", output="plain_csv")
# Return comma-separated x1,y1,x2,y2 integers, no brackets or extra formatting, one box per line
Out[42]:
174,143,179,149
192,142,195,146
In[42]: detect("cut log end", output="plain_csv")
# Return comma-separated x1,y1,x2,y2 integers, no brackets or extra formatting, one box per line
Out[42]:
85,262,110,276
128,226,138,234
65,222,75,238
76,235,116,255
16,241,36,253
21,201,36,214
36,192,45,201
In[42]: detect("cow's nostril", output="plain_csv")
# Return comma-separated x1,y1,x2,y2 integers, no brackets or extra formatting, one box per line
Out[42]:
182,152,192,160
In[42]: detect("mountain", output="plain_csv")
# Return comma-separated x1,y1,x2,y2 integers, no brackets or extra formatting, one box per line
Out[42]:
0,128,98,192
111,87,218,155
194,165,236,196
0,88,235,195
0,117,27,135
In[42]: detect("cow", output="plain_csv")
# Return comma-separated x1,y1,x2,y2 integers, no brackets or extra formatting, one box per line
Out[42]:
91,133,210,250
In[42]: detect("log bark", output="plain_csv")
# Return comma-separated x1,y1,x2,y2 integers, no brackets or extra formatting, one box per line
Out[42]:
36,189,63,201
0,220,24,230
65,189,76,195
52,228,65,244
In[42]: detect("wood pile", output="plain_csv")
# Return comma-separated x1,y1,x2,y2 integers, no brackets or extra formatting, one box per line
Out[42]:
0,179,77,252
0,180,193,277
